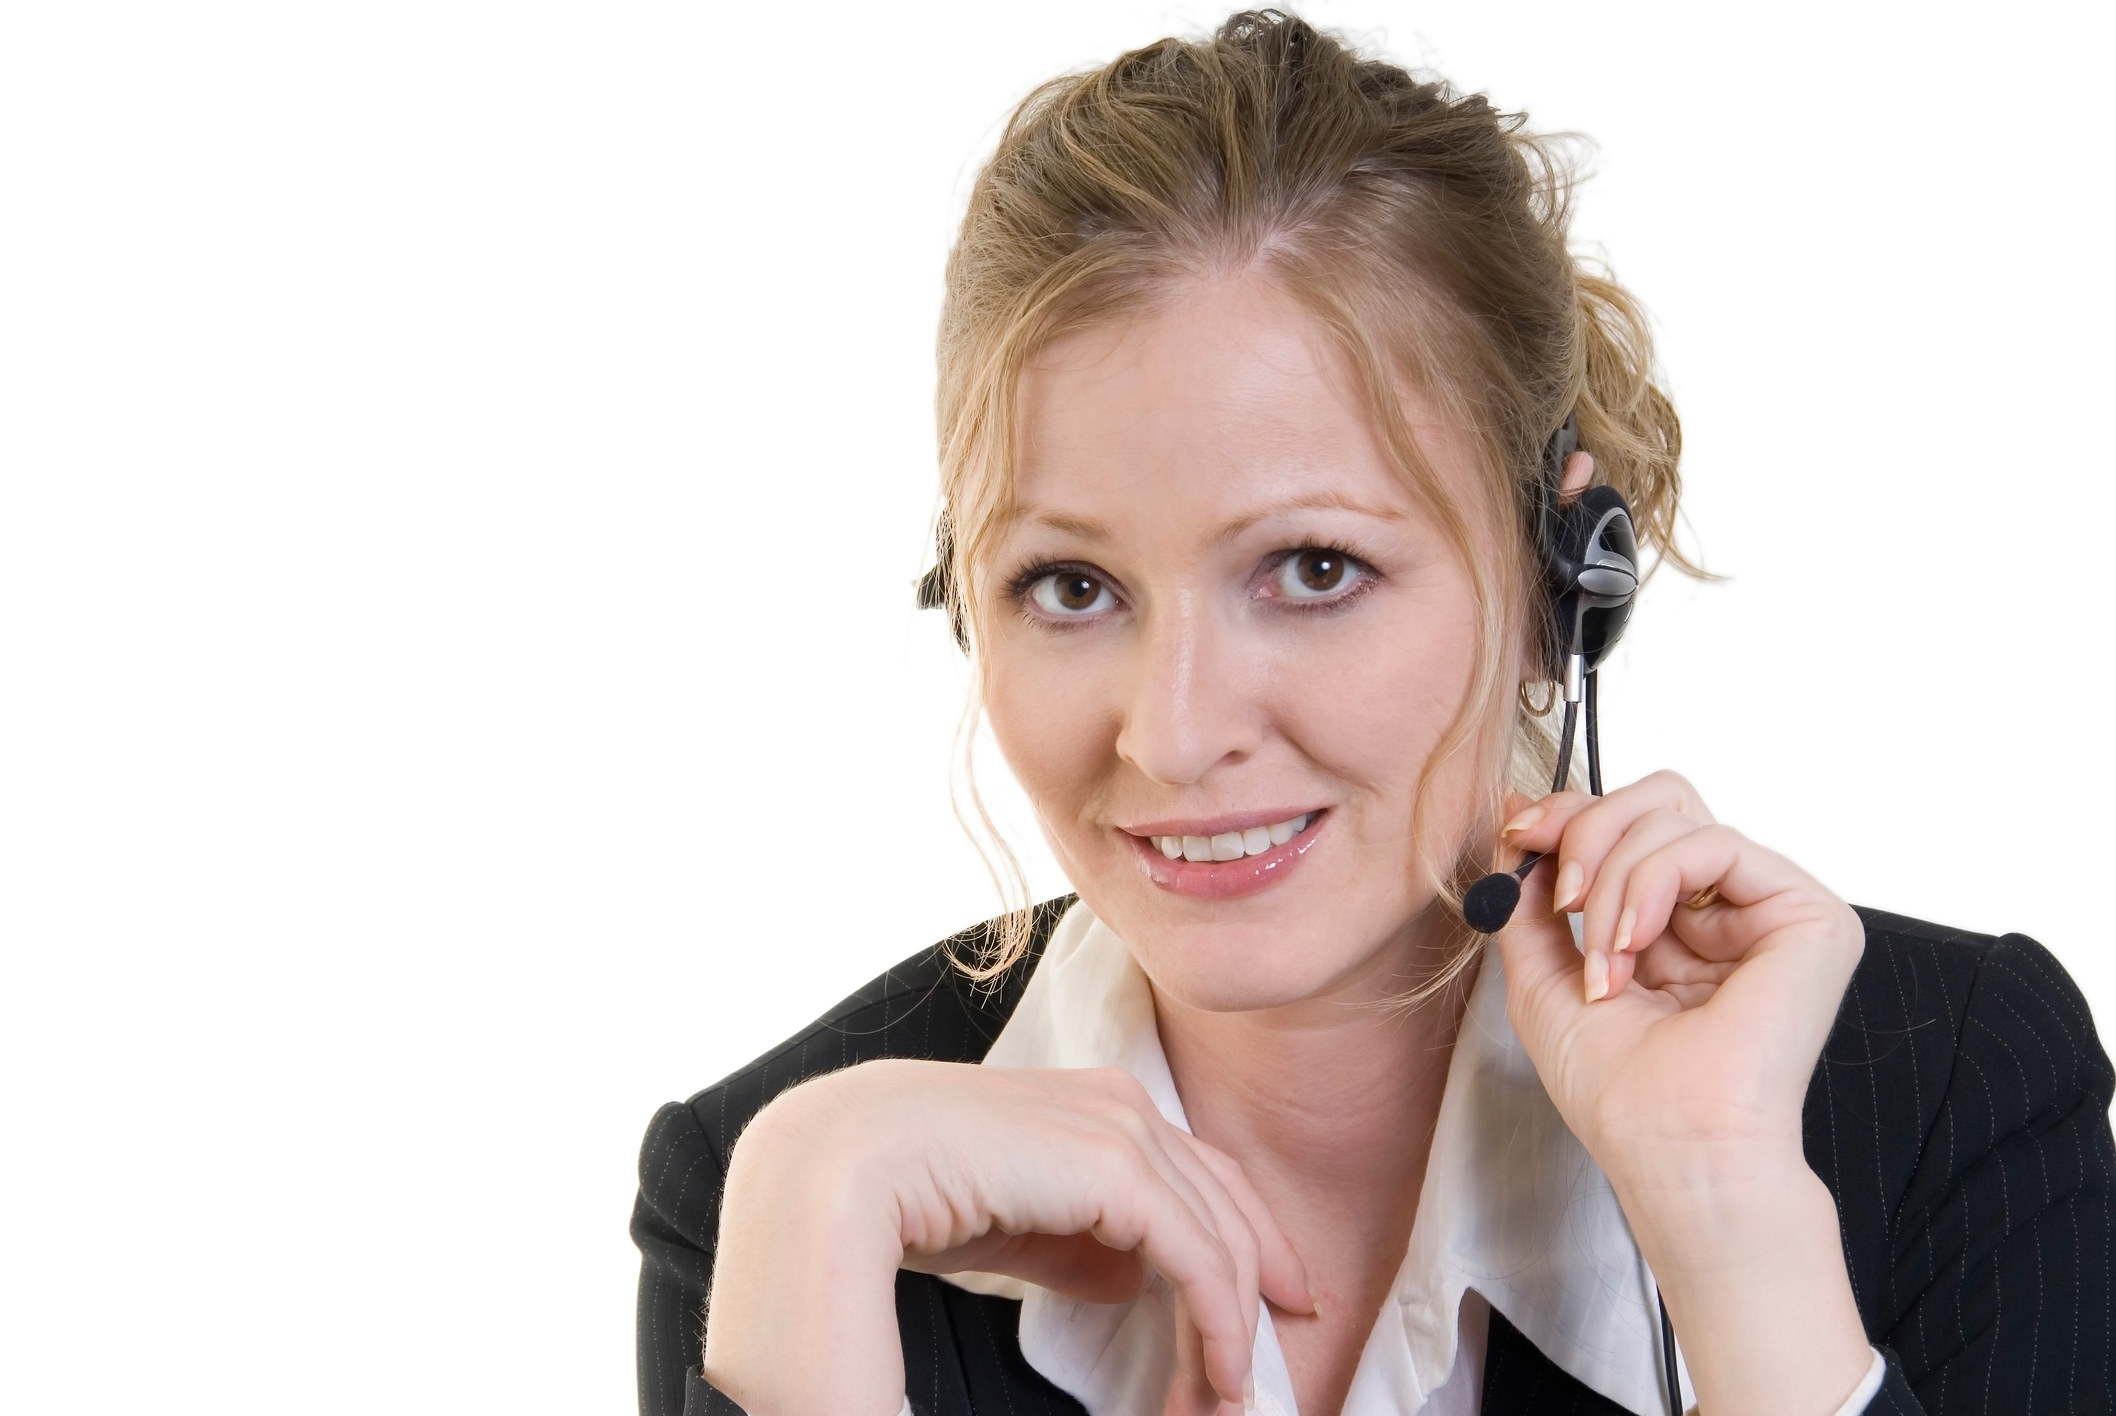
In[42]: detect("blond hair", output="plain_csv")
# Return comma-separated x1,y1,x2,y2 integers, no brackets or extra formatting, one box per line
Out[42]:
932,10,1695,985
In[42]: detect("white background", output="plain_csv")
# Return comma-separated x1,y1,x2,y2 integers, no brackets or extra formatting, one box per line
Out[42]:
2,2,2109,1411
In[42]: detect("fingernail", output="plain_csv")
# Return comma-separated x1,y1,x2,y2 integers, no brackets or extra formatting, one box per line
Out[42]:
1501,805,1545,839
1552,860,1582,911
1583,949,1609,1002
1243,1372,1256,1410
1613,907,1636,954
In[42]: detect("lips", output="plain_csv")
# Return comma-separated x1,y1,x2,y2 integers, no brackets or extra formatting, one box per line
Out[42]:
1122,810,1327,900
1145,812,1313,863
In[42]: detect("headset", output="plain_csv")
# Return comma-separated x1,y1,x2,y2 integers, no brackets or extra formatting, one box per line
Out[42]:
916,416,1680,1414
1459,414,1641,935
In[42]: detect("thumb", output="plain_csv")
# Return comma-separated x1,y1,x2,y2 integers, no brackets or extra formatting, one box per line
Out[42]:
1491,857,1593,1027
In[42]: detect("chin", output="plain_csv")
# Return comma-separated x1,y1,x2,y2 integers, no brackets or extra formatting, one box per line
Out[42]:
1094,878,1420,1014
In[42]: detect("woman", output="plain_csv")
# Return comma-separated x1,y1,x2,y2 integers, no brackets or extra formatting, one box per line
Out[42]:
634,14,2113,1415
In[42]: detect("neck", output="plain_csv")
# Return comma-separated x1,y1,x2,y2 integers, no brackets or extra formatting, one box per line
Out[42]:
1153,936,1476,1207
1159,927,1472,1159
1151,929,1477,1409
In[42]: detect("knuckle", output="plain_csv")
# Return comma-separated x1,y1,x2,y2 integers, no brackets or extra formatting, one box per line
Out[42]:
1633,853,1681,894
1645,767,1692,794
1662,769,1714,818
1081,1066,1146,1102
1095,1203,1148,1251
1568,805,1620,851
1108,1069,1161,1116
1085,1130,1147,1185
1698,823,1747,852
1110,1103,1158,1151
1837,902,1867,958
1189,1137,1241,1182
1084,1089,1154,1142
1204,1233,1237,1284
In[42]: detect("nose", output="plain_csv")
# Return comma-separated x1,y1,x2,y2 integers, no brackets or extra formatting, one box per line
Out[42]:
1113,590,1264,786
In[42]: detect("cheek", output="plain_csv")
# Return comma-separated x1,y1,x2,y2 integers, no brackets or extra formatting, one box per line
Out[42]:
1274,594,1482,804
980,643,1118,832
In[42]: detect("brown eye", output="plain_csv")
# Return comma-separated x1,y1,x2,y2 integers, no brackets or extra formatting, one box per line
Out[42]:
1027,569,1116,618
1270,547,1366,602
1296,550,1343,592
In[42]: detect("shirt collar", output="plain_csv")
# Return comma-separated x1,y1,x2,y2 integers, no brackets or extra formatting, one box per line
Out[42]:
943,900,1688,1415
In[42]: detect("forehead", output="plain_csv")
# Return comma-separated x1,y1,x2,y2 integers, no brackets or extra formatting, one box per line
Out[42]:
1010,275,1466,536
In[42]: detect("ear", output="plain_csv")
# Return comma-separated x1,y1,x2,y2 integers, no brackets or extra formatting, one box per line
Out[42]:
1560,449,1595,499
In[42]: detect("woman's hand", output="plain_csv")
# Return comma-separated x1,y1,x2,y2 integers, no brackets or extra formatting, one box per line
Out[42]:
702,1059,1313,1416
1494,768,1863,1165
1494,769,1875,1416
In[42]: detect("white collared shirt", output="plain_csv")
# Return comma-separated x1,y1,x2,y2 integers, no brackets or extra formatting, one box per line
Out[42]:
935,901,1885,1416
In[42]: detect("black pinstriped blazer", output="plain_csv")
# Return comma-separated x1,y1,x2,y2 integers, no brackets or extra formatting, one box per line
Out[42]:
633,902,2115,1415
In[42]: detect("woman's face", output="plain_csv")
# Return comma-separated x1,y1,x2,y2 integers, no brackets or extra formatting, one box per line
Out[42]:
980,275,1499,1015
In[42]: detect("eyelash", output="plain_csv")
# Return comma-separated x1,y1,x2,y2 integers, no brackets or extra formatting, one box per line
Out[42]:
1004,542,1381,626
1263,541,1380,613
1003,560,1116,629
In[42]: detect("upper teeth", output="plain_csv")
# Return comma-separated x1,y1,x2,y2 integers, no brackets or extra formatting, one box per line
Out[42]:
1152,814,1311,863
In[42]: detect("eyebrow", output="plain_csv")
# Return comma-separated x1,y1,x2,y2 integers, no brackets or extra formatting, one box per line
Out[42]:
1015,489,1409,545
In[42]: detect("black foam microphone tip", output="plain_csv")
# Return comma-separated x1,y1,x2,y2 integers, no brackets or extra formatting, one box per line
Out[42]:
1461,871,1522,935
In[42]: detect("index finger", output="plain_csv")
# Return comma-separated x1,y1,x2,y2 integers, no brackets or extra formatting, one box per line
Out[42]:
1180,1135,1314,1316
1499,770,1715,909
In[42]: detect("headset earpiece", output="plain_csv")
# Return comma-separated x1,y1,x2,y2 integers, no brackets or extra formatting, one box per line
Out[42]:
1537,417,1640,699
1544,484,1640,693
916,513,970,652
